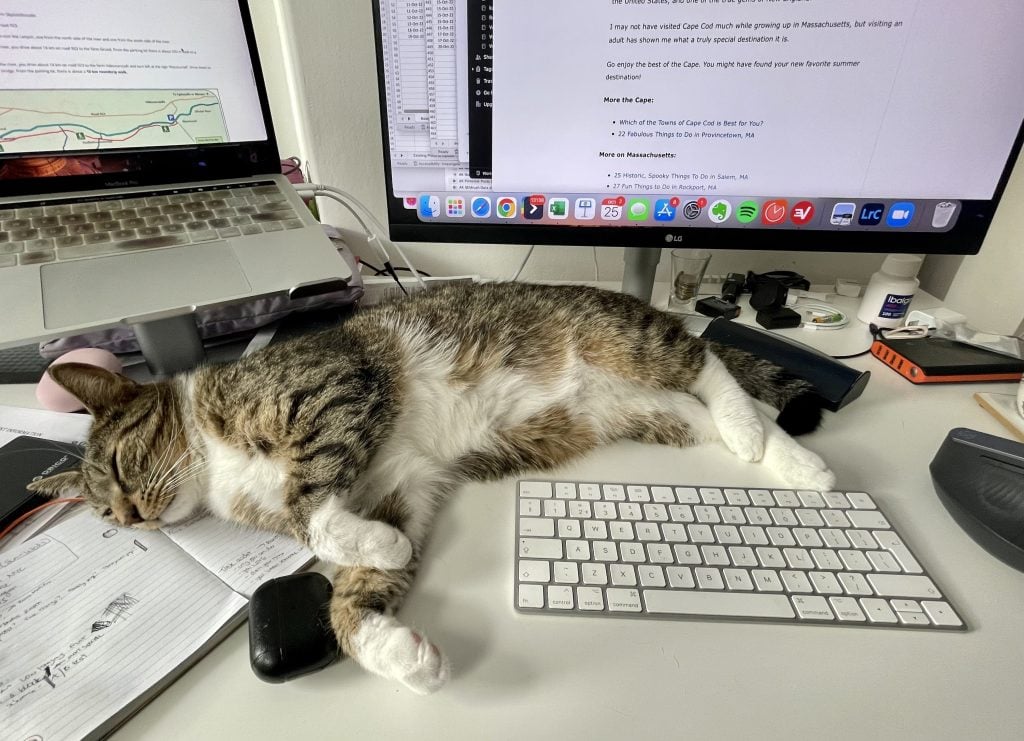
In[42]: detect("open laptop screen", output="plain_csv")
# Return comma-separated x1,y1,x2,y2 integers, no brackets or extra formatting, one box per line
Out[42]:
0,0,277,193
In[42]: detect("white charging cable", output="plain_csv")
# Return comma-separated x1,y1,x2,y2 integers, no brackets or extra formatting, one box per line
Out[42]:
293,183,427,291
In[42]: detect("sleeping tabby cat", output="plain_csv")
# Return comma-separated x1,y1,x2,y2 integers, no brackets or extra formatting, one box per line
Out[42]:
29,282,834,694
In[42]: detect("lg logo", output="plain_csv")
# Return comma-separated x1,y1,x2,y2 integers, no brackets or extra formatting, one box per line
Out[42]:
664,234,684,243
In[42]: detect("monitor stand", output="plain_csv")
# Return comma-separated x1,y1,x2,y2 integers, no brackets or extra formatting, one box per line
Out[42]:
129,312,206,379
621,247,663,304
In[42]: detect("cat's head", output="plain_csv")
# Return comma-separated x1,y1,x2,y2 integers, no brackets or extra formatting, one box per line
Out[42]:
27,363,201,528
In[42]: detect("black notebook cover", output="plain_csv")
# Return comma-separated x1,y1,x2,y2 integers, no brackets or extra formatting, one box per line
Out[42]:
0,435,81,529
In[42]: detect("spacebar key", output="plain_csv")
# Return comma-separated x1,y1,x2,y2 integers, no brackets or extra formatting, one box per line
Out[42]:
643,590,796,619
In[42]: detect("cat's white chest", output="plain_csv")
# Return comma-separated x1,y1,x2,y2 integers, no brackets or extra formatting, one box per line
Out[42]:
200,434,290,517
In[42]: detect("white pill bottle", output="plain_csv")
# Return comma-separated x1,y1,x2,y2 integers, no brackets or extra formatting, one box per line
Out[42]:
856,254,923,328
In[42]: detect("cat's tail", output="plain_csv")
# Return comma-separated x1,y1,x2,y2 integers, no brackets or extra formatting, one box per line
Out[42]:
705,340,825,436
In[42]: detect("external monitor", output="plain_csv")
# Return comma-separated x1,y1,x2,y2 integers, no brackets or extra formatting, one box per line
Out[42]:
370,1,1024,300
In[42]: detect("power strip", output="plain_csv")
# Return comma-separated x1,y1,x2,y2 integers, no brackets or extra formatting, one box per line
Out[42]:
358,274,480,306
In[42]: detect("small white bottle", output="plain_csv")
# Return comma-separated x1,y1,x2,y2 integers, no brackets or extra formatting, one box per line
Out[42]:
856,254,923,328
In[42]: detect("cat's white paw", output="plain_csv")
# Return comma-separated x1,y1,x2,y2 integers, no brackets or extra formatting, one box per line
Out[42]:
356,521,414,571
763,433,835,491
717,417,764,463
352,614,451,694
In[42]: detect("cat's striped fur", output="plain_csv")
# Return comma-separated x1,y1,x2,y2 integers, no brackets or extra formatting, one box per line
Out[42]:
29,282,834,694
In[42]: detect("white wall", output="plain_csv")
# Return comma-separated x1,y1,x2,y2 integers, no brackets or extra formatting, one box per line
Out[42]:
251,0,1024,333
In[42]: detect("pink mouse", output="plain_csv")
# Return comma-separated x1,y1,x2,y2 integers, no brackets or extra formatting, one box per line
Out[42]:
36,348,123,412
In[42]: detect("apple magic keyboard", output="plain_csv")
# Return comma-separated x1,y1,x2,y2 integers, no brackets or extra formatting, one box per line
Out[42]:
514,481,965,630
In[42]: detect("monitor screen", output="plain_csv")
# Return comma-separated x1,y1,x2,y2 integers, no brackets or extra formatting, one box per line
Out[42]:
0,0,273,189
372,0,1024,256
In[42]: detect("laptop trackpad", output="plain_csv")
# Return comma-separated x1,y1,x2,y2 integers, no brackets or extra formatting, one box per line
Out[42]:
40,243,252,329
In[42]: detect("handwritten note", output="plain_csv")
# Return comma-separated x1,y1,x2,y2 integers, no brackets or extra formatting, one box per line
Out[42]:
0,510,246,740
163,512,313,598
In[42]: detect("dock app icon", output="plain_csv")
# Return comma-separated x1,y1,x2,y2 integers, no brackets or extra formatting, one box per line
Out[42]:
858,203,884,226
830,202,855,226
418,195,440,218
886,202,916,227
523,195,545,220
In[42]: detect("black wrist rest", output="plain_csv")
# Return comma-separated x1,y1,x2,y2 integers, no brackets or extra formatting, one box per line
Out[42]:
701,317,870,412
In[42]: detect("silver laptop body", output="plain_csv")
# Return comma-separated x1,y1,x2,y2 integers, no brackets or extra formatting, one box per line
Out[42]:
0,0,350,350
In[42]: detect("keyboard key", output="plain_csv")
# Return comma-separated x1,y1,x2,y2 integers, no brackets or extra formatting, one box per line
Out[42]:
582,563,608,585
651,486,675,502
546,586,574,610
610,564,637,586
797,490,827,508
687,524,714,543
724,569,754,591
609,521,633,540
694,568,725,590
621,543,646,563
635,522,661,541
838,572,872,596
606,588,642,612
517,584,544,609
577,587,605,611
554,562,579,584
713,525,741,545
618,502,642,520
543,499,567,518
565,540,591,560
874,531,923,573
661,523,688,542
751,569,783,592
673,544,701,565
866,550,902,573
792,595,834,621
847,529,877,550
780,570,813,593
921,601,963,627
519,538,562,559
639,565,666,587
821,510,852,528
519,517,554,537
699,488,725,505
809,571,843,595
644,590,795,619
555,482,576,499
627,485,651,502
519,499,541,516
860,598,898,624
578,483,601,500
700,545,729,566
642,504,668,522
518,560,551,583
829,596,867,622
568,501,591,519
867,574,942,599
847,510,891,530
847,492,877,510
520,481,553,498
724,488,750,506
647,543,674,564
592,541,618,561
728,546,758,567
669,504,694,523
584,520,608,539
602,484,625,501
666,567,695,589
674,487,700,503
557,519,582,539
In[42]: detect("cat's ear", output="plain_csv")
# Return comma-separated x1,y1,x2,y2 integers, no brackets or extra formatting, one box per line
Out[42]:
47,363,140,416
26,470,85,498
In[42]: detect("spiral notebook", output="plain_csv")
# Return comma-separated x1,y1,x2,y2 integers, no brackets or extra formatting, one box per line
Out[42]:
0,507,313,740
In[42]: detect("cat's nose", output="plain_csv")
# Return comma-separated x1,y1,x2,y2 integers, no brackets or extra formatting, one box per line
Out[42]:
118,504,143,526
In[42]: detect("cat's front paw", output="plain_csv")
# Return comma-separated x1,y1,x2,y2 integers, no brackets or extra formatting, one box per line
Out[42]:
356,521,413,571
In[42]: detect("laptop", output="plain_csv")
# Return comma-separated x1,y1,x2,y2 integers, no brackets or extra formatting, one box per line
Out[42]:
0,0,351,355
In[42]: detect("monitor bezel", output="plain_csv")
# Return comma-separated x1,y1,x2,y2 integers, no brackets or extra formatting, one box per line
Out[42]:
370,0,1024,256
0,0,280,199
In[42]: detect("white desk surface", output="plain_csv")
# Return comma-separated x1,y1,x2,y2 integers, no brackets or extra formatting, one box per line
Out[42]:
3,288,1024,741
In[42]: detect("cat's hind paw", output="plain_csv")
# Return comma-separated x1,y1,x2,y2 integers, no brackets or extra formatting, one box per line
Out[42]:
718,418,765,463
763,433,836,492
352,614,451,694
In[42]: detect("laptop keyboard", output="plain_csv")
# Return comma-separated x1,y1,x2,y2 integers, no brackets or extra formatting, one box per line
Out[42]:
0,182,302,269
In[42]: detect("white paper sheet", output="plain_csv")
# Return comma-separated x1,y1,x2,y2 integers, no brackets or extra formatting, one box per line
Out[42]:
0,509,246,741
163,512,314,598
